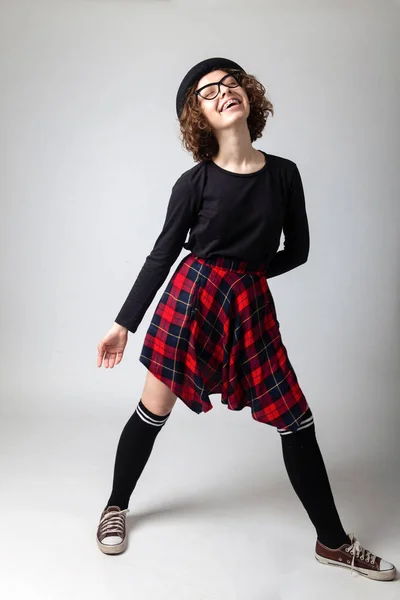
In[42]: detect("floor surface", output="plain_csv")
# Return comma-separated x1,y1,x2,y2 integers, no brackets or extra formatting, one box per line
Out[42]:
1,408,399,600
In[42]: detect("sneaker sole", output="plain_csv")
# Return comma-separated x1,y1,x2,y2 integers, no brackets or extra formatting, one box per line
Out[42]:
97,537,127,555
315,552,396,581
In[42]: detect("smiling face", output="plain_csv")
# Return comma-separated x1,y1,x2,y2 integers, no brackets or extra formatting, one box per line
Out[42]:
195,69,250,133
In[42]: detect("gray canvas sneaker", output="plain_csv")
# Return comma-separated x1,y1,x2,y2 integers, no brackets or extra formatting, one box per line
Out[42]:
96,505,130,555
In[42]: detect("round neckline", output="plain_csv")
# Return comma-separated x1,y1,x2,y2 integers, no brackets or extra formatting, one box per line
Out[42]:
209,150,268,177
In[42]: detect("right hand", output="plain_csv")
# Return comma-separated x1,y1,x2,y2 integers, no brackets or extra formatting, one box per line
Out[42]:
97,323,128,369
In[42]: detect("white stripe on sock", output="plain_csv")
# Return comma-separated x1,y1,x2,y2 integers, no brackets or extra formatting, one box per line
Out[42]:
277,414,314,431
136,404,169,426
278,416,314,435
298,415,314,426
296,420,314,431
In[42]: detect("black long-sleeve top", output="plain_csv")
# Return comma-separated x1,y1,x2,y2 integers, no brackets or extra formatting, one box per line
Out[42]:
115,150,310,334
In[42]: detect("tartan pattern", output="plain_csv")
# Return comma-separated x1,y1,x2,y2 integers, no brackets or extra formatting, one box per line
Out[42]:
139,252,311,432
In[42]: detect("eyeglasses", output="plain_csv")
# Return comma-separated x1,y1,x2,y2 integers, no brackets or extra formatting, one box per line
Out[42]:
195,72,243,101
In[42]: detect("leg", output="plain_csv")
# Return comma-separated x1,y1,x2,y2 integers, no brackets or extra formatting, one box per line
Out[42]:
279,410,351,549
105,371,178,510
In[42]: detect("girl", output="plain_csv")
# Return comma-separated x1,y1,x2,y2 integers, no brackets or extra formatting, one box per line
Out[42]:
95,57,396,581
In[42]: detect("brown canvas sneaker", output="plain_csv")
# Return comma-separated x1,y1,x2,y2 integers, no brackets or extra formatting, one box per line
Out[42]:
96,505,130,555
315,532,397,581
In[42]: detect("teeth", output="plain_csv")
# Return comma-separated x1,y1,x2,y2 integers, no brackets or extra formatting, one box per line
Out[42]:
223,100,239,111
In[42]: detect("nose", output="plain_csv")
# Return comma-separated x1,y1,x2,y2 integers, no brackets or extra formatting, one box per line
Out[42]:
218,87,233,104
218,87,236,111
219,86,231,98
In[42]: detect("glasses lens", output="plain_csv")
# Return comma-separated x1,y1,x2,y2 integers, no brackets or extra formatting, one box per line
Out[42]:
223,74,240,88
199,84,219,99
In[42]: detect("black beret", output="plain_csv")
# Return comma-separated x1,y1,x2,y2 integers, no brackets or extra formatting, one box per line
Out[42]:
176,57,246,119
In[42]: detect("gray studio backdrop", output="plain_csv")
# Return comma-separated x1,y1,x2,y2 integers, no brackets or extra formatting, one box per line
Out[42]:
1,0,399,465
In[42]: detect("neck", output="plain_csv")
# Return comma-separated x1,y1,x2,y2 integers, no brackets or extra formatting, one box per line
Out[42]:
212,121,259,167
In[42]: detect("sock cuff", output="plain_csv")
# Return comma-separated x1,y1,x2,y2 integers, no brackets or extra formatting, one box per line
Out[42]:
136,399,171,427
277,407,315,436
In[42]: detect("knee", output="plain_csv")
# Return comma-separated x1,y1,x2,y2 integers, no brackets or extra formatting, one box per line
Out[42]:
141,371,178,416
141,395,177,417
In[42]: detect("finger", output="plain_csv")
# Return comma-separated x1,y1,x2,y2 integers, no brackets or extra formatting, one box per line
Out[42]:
97,348,104,367
109,353,116,369
115,352,123,365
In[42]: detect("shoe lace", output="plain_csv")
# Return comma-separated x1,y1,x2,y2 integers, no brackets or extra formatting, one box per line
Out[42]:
99,508,129,539
345,534,376,575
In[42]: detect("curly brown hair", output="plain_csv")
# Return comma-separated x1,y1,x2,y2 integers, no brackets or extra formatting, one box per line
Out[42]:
177,69,274,163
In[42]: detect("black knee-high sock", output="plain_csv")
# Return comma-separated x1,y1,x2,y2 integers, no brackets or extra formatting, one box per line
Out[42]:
106,399,171,511
279,412,351,549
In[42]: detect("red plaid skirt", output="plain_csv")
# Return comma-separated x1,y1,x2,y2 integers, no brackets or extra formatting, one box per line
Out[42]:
139,252,311,432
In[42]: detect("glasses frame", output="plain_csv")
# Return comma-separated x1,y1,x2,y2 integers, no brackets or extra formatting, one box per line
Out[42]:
194,71,243,101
